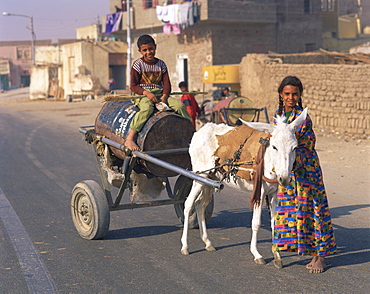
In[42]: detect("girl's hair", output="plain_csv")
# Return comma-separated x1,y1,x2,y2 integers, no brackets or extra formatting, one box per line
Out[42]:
277,76,303,115
137,34,156,48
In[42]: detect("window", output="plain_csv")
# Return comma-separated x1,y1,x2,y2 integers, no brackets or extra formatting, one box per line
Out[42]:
321,0,327,11
24,50,31,60
68,57,75,83
305,43,317,52
304,0,311,14
328,0,335,11
121,1,128,12
321,0,335,11
142,0,159,9
17,49,23,59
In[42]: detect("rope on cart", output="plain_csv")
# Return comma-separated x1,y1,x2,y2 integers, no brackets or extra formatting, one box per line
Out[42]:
84,129,106,155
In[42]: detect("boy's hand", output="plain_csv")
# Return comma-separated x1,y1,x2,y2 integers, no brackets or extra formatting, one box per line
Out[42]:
143,91,158,103
160,94,168,104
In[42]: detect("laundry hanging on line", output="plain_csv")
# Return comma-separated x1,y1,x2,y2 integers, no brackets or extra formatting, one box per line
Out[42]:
156,1,200,35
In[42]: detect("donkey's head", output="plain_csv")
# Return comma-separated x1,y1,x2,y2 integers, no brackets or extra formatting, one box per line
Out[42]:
240,108,308,186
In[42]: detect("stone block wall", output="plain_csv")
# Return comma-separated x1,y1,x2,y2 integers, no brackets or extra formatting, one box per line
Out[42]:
240,54,370,139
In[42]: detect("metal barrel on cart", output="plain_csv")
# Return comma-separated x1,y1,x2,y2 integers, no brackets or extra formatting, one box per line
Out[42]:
95,100,195,177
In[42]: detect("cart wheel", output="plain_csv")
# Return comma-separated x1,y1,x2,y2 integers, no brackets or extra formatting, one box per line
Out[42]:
174,175,214,229
86,94,94,100
67,95,73,103
71,180,110,240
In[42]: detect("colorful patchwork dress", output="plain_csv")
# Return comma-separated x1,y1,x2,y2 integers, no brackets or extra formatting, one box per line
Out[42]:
272,106,337,256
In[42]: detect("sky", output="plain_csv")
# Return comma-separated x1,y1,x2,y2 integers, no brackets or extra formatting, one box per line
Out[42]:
0,0,109,42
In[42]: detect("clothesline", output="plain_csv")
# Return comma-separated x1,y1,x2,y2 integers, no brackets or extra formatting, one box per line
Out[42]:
156,1,200,35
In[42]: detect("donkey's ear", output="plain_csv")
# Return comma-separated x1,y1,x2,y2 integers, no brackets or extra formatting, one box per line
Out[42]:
239,118,275,134
290,108,308,130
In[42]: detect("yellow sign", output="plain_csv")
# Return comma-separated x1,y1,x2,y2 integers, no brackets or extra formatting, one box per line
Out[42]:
0,59,10,75
202,65,239,84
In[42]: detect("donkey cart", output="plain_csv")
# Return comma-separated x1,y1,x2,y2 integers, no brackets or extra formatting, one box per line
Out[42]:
71,100,223,240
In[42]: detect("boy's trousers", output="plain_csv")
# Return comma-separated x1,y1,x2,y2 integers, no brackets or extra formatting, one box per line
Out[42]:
130,89,191,133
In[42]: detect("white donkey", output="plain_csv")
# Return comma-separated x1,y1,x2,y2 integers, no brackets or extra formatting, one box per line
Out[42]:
181,108,308,268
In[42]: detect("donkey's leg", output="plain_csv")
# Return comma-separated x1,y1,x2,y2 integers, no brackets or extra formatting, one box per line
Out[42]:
250,200,265,265
181,182,202,255
268,192,282,268
195,192,215,252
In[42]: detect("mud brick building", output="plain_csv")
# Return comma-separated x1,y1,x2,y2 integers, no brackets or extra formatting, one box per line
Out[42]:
239,52,370,139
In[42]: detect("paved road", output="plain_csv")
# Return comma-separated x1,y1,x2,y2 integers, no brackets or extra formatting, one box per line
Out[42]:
0,91,369,293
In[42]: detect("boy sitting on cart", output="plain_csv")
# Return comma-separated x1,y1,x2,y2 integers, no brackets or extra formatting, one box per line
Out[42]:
125,34,191,151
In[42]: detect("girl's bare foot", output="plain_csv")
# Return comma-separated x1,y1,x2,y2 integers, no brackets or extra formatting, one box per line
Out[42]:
309,256,327,273
306,256,318,269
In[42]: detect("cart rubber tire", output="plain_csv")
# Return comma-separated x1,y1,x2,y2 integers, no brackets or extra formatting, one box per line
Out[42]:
67,95,73,103
85,94,94,100
71,180,110,240
174,175,214,229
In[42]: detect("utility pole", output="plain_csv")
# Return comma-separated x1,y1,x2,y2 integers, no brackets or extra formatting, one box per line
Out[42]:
2,12,36,65
126,0,132,91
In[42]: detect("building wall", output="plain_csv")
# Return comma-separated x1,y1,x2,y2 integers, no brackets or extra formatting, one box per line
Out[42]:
361,0,370,29
30,66,50,99
239,53,370,139
0,40,53,89
76,24,101,40
30,46,63,99
132,27,213,92
211,23,277,63
36,46,62,65
276,0,322,53
322,31,370,51
116,0,324,92
205,0,277,23
338,0,361,15
61,42,109,97
0,45,32,88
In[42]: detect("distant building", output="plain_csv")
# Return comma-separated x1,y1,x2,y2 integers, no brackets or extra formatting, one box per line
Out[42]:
0,34,126,100
0,40,52,90
321,0,370,52
106,0,323,92
30,40,127,100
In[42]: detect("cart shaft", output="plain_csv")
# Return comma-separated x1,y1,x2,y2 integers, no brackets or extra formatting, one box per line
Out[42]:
80,128,224,190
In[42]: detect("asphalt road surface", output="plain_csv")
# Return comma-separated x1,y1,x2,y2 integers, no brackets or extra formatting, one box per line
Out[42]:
0,90,369,294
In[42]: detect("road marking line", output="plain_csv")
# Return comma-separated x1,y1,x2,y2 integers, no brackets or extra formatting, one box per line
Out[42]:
0,189,59,294
25,124,70,193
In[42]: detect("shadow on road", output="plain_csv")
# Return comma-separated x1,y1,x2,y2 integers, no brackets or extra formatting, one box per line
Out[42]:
105,225,180,240
329,204,370,267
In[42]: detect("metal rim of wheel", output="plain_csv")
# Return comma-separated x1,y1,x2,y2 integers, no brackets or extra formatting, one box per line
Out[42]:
71,180,110,240
174,175,214,229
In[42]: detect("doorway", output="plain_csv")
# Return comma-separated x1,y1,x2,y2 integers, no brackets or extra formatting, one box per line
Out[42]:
20,75,30,87
109,65,126,90
177,53,189,87
0,74,9,90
